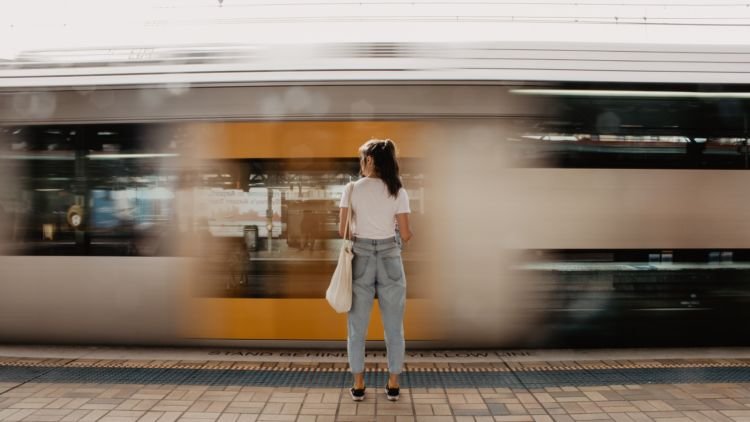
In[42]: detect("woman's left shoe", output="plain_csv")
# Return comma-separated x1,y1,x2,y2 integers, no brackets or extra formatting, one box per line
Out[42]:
350,386,366,401
385,383,400,401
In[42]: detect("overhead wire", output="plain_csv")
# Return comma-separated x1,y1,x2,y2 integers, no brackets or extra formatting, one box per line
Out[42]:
148,1,750,27
155,1,750,7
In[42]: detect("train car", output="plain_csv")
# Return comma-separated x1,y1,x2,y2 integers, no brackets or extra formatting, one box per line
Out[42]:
1,41,750,347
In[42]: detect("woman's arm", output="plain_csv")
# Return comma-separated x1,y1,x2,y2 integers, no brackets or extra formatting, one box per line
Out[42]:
396,213,413,244
338,208,349,238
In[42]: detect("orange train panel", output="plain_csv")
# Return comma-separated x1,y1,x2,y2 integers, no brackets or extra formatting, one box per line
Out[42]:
182,298,438,341
201,121,428,159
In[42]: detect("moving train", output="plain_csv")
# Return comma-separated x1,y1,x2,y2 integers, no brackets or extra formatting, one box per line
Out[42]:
2,41,750,347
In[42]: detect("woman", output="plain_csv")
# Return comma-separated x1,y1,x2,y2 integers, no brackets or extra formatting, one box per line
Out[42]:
339,138,413,402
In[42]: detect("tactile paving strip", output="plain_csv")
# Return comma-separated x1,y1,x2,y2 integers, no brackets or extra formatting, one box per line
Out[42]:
0,366,744,388
0,365,52,383
4,357,750,389
3,357,749,371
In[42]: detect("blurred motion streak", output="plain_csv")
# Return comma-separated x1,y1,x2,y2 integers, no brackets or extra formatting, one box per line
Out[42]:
425,122,545,346
3,35,750,348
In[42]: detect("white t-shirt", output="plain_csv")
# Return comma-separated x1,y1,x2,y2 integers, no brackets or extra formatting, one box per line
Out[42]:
339,177,410,240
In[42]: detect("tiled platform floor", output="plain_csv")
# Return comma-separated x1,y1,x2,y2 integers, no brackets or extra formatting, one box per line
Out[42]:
3,348,750,421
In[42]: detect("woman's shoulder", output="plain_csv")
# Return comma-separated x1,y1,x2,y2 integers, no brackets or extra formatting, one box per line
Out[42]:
353,177,384,187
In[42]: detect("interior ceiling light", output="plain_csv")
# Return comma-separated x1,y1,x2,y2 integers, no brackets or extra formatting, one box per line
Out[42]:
510,89,750,99
86,153,179,159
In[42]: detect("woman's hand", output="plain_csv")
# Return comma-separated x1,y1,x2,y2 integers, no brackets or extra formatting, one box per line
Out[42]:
396,213,412,244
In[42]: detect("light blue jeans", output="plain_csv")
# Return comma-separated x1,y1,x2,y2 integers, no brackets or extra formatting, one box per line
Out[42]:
347,236,406,375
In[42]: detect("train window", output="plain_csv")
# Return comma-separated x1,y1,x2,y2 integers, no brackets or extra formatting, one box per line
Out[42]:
508,89,750,169
511,133,750,169
0,124,181,256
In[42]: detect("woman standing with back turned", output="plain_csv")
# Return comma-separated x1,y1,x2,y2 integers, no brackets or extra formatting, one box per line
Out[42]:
339,139,413,402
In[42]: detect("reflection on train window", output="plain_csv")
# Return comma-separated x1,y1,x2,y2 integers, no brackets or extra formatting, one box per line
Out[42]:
0,124,181,256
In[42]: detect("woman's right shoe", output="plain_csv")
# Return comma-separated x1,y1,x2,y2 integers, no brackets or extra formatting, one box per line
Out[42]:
385,383,400,401
350,386,366,401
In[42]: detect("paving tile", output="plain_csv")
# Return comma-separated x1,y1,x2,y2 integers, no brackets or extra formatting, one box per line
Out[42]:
24,408,75,421
623,413,653,422
431,404,452,416
262,415,305,422
413,397,449,405
548,408,567,416
355,403,375,415
156,411,183,422
3,408,36,421
137,412,166,422
80,409,110,421
105,410,147,418
321,394,339,404
644,412,688,419
452,404,491,416
0,409,22,419
412,404,432,416
262,403,284,415
506,404,530,415
299,403,337,416
99,417,141,422
180,411,221,419
601,405,641,413
694,410,733,422
225,403,265,414
207,402,229,413
60,409,95,421
378,403,415,416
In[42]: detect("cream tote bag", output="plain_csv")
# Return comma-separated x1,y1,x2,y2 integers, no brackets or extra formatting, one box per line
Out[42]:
326,182,354,313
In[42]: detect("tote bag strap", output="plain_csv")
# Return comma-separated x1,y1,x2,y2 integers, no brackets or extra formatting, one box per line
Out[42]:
343,182,354,241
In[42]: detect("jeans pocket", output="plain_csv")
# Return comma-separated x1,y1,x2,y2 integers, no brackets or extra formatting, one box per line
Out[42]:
383,256,404,281
352,255,369,280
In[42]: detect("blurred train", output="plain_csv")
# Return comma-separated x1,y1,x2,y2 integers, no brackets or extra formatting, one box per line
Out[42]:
2,42,750,347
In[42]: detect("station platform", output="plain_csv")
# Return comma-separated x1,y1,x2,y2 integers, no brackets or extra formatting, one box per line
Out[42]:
2,346,750,421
